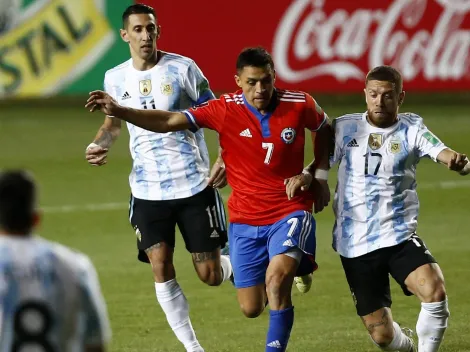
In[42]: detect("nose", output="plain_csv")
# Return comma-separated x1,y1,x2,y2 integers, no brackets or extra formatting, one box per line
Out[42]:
142,30,151,40
377,95,385,106
255,81,265,93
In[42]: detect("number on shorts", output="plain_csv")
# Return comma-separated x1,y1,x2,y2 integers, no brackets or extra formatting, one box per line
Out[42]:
287,218,299,238
206,205,219,229
13,301,55,352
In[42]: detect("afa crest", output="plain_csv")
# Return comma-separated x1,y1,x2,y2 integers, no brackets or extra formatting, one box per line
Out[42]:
368,133,383,150
281,128,296,144
160,82,173,96
389,140,401,154
139,79,152,96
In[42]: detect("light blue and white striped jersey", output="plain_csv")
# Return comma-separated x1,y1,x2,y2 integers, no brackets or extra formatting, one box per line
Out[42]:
330,112,447,258
0,235,111,351
104,52,215,201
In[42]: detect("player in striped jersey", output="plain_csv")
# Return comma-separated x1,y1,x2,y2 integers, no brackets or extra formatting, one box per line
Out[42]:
85,47,333,352
329,66,469,352
84,5,232,352
0,170,111,351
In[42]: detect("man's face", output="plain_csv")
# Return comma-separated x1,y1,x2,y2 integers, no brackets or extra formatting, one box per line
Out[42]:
364,80,404,127
121,13,160,60
235,65,275,111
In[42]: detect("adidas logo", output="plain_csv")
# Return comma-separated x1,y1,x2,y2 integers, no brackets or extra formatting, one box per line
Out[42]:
121,91,131,100
267,340,282,349
282,239,294,247
347,139,359,147
210,230,219,238
239,128,252,138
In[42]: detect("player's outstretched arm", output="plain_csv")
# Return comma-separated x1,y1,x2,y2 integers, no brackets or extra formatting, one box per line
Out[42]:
437,148,470,175
85,91,192,133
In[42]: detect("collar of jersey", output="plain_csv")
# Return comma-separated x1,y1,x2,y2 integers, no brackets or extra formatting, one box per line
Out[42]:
242,90,279,138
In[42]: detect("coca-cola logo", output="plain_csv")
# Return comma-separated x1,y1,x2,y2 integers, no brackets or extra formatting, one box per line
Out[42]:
273,0,470,83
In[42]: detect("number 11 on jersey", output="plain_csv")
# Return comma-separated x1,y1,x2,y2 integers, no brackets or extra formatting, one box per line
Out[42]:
262,143,274,165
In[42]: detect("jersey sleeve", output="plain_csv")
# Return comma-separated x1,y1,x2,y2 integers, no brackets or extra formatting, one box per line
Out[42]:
329,118,343,167
416,124,447,162
78,255,112,347
183,98,226,133
184,61,216,105
304,94,328,131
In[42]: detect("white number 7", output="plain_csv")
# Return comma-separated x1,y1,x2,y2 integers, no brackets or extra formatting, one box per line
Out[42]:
262,142,274,165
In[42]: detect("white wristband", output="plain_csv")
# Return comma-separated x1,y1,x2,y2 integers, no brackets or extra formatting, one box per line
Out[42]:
314,169,329,180
86,142,100,151
460,157,470,176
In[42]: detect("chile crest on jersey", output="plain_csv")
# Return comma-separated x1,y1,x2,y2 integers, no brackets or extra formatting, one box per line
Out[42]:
281,127,296,144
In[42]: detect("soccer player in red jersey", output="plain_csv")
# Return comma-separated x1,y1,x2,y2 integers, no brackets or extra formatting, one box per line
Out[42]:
86,47,332,352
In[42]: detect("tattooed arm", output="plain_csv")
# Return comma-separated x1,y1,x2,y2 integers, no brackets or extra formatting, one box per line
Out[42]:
85,116,121,166
93,115,122,148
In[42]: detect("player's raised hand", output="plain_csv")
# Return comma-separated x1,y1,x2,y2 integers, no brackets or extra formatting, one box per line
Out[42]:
85,91,121,116
284,172,313,201
447,152,468,173
208,159,227,189
85,143,108,166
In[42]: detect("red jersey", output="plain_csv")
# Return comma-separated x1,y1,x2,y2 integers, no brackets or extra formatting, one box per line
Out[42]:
184,89,327,225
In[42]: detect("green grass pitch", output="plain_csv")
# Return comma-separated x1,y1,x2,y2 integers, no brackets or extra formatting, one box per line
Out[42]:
1,98,469,351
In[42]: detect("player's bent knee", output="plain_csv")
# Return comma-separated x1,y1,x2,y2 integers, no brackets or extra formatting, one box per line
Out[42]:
196,268,222,286
240,303,264,318
423,283,447,303
192,251,223,286
369,330,394,348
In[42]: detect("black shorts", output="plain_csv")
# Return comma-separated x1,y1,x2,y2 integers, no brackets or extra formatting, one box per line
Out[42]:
340,234,437,316
129,186,228,263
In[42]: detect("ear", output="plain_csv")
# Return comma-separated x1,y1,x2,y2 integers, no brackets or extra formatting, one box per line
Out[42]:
234,75,242,88
120,29,129,43
363,88,367,103
32,210,41,228
398,91,405,105
156,25,161,40
273,69,276,83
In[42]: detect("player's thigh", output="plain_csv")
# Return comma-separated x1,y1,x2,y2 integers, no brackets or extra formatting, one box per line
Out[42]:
177,187,228,256
129,195,177,264
267,210,318,276
340,250,392,316
389,234,444,302
229,222,269,289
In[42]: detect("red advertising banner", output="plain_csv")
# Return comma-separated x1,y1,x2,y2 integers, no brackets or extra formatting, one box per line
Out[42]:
142,0,470,92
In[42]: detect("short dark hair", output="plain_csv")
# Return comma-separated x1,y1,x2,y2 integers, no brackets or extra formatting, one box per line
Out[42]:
366,66,403,93
122,4,156,27
0,170,36,234
236,47,274,73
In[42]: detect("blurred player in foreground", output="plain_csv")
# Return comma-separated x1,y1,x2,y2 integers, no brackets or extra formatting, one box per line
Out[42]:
85,4,232,351
327,66,469,352
0,170,111,351
85,47,332,352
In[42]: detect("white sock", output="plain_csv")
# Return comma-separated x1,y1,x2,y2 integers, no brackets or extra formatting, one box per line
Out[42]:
416,298,449,352
220,255,232,282
370,322,413,351
155,279,204,352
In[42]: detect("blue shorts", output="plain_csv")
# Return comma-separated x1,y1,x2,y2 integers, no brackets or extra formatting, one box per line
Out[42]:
229,210,317,289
